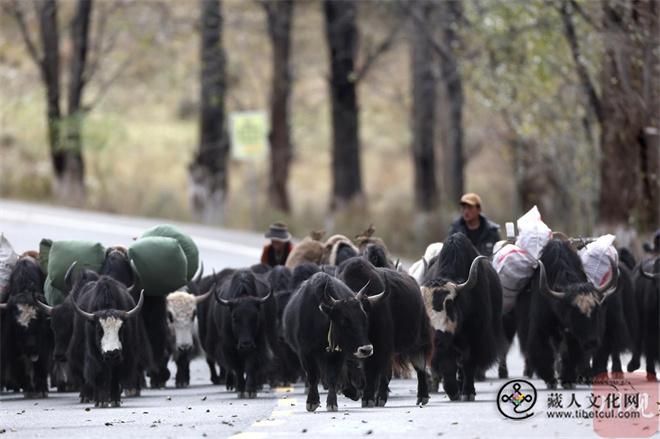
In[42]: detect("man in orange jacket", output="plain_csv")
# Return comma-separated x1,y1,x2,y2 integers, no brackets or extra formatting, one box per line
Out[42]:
260,223,294,267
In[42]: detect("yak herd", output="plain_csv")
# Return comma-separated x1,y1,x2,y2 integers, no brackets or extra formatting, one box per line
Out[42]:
0,230,658,411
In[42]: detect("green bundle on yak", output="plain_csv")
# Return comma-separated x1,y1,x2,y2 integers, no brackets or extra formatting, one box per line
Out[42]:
128,225,201,296
40,239,106,305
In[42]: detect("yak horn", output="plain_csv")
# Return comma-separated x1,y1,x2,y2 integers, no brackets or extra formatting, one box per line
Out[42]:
127,260,141,296
639,262,660,279
196,270,216,304
455,256,487,293
64,261,78,292
256,291,272,303
33,291,54,315
321,279,338,306
120,290,144,319
193,262,204,284
355,281,371,301
367,289,388,305
597,258,619,303
537,261,566,300
72,296,96,321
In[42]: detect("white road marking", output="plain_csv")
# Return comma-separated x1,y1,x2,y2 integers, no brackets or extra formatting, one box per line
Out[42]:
0,208,260,258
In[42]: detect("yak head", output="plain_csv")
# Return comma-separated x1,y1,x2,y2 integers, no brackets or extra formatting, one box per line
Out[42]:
217,293,271,353
537,259,618,353
421,256,486,335
318,278,387,359
167,287,212,353
71,289,144,363
0,256,48,360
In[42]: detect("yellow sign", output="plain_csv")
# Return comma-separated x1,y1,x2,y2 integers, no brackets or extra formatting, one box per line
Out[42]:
230,111,268,160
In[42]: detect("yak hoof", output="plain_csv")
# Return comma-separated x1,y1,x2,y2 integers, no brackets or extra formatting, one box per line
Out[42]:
627,359,640,372
417,397,429,406
362,398,377,408
546,381,557,390
446,392,459,401
111,401,121,408
306,402,319,412
237,391,246,399
498,369,509,379
211,376,222,385
460,394,475,402
326,404,338,412
561,382,575,390
376,398,387,407
247,391,257,399
646,373,658,382
124,388,139,397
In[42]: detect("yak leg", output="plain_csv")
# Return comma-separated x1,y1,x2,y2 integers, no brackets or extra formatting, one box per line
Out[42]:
591,344,610,379
33,358,49,398
234,366,246,398
175,353,190,388
529,331,557,389
376,369,391,407
301,355,320,412
324,352,343,412
110,368,121,407
559,337,582,389
244,356,258,399
412,352,430,405
361,358,378,408
207,358,221,385
459,359,476,401
645,326,658,382
440,352,459,401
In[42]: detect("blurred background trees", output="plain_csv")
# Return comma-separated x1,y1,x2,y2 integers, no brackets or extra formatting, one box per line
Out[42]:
0,0,657,256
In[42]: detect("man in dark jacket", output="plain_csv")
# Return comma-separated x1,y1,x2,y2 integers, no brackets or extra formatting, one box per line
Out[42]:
448,193,501,257
260,223,294,267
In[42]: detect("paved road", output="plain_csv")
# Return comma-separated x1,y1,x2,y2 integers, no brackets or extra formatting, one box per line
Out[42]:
1,200,657,438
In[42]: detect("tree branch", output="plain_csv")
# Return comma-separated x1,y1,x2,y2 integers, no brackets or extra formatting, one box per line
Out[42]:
558,0,603,123
3,0,42,67
354,21,403,82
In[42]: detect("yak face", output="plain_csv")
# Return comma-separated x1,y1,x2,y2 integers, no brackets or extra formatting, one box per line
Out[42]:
421,255,487,335
320,297,373,359
422,283,460,334
8,301,47,360
72,288,144,362
537,260,617,353
167,292,198,353
224,298,264,353
94,312,125,360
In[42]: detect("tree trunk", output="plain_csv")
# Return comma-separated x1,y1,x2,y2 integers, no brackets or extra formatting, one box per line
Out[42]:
323,0,363,210
35,0,64,196
410,1,439,212
55,0,93,204
598,0,658,230
264,0,294,213
437,0,464,204
190,0,230,224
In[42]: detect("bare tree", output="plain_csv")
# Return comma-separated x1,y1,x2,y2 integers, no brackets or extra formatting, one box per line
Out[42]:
323,0,362,210
437,0,465,204
560,0,659,231
262,0,294,213
4,0,93,203
190,0,230,224
409,0,439,212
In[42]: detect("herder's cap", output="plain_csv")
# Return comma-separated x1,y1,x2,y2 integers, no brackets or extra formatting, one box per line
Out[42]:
460,193,482,208
265,222,291,242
